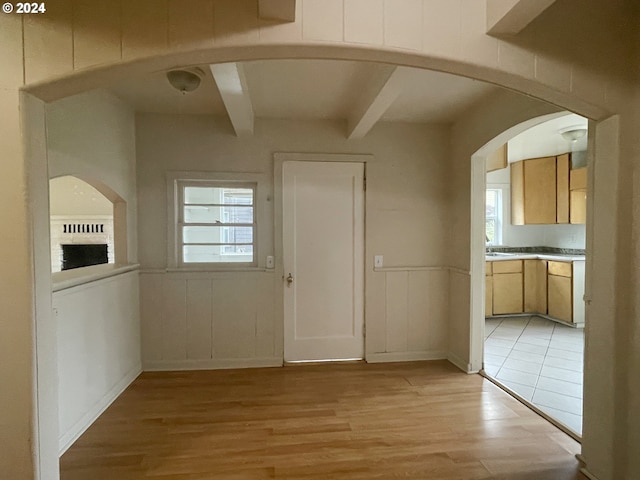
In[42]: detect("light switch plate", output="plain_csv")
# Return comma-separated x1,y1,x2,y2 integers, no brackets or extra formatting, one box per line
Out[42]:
266,256,275,268
374,255,383,268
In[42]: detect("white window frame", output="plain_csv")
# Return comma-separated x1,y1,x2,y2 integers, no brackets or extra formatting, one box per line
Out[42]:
167,171,268,269
485,188,503,246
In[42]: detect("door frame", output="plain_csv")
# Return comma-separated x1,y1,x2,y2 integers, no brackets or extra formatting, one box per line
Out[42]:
274,153,372,362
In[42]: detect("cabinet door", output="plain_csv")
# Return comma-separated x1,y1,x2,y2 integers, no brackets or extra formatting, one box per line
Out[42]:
570,190,587,224
511,161,525,225
485,275,493,317
570,167,587,190
493,273,523,315
523,260,537,312
524,157,557,224
548,274,572,322
536,260,548,314
556,154,570,224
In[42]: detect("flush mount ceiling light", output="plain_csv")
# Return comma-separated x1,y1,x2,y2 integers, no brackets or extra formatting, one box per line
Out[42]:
559,126,587,142
166,68,204,94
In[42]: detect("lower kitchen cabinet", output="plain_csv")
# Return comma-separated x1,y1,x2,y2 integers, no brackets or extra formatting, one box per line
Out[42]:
524,260,548,314
548,274,572,323
492,260,523,315
487,258,584,326
485,262,493,317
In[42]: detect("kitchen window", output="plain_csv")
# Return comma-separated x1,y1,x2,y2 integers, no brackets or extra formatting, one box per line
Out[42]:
486,189,502,246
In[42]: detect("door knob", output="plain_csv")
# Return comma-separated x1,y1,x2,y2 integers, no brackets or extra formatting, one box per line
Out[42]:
286,273,293,286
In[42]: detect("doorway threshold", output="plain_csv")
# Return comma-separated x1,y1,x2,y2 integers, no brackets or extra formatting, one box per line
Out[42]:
284,358,365,366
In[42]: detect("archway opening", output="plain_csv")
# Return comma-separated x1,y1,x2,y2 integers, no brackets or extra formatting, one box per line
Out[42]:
471,111,589,440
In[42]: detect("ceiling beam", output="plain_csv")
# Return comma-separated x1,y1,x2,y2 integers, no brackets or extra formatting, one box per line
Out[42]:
258,0,296,22
209,63,254,137
486,0,557,35
347,66,407,140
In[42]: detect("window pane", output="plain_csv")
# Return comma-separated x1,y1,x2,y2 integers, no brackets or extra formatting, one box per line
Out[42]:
184,205,253,224
486,218,495,244
184,186,253,205
224,189,253,205
183,226,253,244
183,245,253,263
486,190,497,217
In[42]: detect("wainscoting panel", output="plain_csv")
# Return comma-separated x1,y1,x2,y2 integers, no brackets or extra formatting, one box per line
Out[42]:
140,271,280,370
367,267,449,362
186,279,212,360
54,270,141,454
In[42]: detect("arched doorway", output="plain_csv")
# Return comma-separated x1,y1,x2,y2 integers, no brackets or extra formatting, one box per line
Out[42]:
18,42,620,480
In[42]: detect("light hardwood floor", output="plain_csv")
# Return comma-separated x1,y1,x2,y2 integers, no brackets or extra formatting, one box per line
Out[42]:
60,361,587,479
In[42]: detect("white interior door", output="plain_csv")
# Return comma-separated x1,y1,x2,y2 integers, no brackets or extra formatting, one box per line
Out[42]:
283,161,364,362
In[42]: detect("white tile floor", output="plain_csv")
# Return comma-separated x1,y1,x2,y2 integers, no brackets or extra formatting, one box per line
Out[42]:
484,316,584,435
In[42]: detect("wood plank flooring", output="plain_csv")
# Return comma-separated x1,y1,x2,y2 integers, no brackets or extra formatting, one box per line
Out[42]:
60,361,587,479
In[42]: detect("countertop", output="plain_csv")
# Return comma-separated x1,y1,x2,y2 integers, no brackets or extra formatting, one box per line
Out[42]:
486,253,585,262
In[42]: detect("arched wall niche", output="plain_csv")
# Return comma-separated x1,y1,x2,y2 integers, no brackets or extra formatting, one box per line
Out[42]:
48,175,127,272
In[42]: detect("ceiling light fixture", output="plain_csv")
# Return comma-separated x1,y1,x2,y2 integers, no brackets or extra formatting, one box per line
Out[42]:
559,126,587,142
166,68,204,95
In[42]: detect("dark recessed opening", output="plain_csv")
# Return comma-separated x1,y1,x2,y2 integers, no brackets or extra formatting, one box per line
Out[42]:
61,244,108,271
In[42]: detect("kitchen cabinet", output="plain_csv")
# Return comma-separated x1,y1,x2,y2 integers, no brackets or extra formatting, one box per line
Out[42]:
511,154,572,225
556,154,570,224
486,143,507,173
511,157,556,224
570,167,587,224
524,259,548,314
548,261,573,323
485,262,493,317
487,257,584,326
492,260,523,315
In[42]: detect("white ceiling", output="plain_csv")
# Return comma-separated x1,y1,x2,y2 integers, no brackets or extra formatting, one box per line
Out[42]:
507,113,589,163
109,59,498,125
110,60,588,156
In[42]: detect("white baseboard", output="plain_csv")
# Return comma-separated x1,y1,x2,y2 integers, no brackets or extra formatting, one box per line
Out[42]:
58,363,142,455
366,351,447,363
447,352,477,373
143,357,283,371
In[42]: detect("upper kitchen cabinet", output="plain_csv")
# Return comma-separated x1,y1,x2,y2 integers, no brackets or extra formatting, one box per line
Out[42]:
570,167,587,224
511,153,575,225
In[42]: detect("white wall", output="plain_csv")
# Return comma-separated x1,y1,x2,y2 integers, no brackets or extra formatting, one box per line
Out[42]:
448,89,563,372
45,90,141,454
54,271,141,453
136,115,451,368
487,164,586,249
47,89,138,263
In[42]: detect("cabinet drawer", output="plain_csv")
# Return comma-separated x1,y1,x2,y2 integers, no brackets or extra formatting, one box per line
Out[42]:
486,262,492,276
548,261,572,277
492,260,522,274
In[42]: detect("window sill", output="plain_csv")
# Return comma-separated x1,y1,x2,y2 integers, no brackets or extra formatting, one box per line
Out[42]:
52,263,140,292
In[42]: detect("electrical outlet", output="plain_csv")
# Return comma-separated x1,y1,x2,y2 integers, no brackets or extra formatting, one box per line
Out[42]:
374,255,383,268
266,256,274,268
